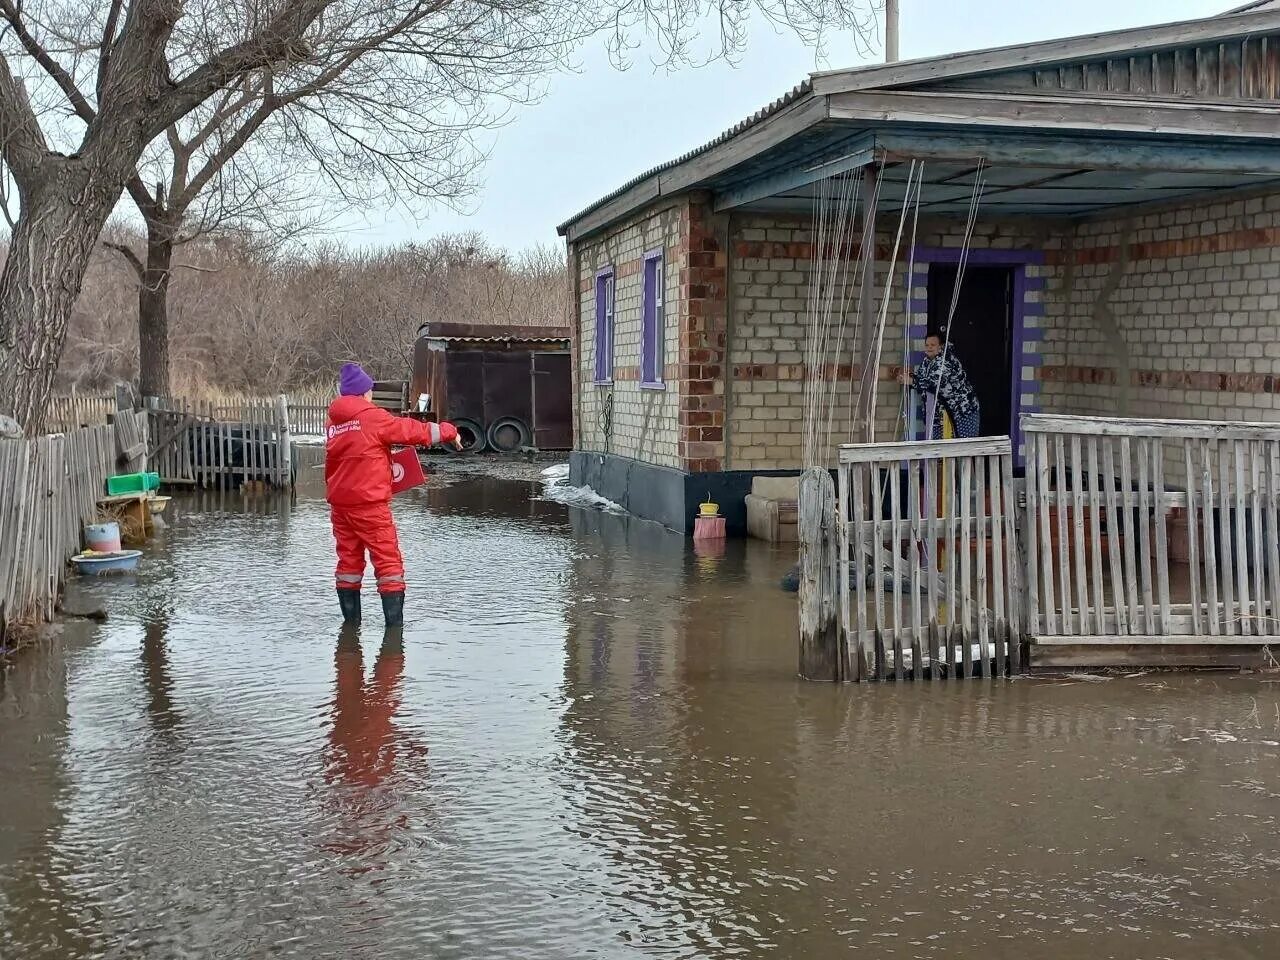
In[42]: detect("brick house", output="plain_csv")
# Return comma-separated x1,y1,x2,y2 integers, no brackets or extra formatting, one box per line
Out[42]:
558,2,1280,534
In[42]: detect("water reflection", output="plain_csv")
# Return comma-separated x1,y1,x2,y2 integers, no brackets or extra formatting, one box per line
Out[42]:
140,605,181,733
322,625,428,880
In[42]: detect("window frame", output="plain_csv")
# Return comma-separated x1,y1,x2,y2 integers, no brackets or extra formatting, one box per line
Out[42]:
640,249,666,390
593,266,615,385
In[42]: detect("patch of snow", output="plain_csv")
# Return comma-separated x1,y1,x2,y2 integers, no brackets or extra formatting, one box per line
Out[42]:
538,463,626,515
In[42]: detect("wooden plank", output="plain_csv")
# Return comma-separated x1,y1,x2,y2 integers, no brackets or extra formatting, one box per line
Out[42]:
1032,635,1280,646
838,464,854,681
1234,439,1252,636
1024,414,1280,443
1069,435,1090,641
1037,433,1057,635
1152,440,1172,636
1250,440,1266,639
975,455,990,674
926,457,943,681
840,436,1012,465
1268,442,1280,637
827,88,1280,141
871,462,886,680
1086,438,1107,635
890,462,904,681
798,467,845,682
1054,435,1073,634
1119,435,1140,635
960,455,974,679
1002,452,1022,674
850,464,870,680
944,455,958,677
1201,439,1221,635
908,461,923,681
1218,439,1238,634
1030,641,1280,670
989,456,1007,677
1023,431,1041,637
1136,438,1156,634
1183,440,1203,636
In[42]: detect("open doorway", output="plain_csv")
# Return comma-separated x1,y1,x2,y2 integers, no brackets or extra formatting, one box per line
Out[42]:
926,264,1015,439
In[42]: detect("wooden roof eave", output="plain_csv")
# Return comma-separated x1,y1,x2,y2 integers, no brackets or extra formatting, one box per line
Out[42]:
810,7,1280,96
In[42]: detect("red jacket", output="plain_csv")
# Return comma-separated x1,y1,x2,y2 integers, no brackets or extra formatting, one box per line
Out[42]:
325,395,458,506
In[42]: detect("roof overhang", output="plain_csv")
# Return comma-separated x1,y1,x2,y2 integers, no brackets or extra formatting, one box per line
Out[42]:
810,7,1280,95
559,6,1280,242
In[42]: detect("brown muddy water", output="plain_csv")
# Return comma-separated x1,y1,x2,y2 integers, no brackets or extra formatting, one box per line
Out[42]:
2,471,1280,959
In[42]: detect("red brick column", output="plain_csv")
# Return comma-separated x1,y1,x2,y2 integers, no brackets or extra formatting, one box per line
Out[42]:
678,195,728,473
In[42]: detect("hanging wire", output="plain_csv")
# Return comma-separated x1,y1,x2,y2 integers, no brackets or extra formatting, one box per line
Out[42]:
923,158,988,442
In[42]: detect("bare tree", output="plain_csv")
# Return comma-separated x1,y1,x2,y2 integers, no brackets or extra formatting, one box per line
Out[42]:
0,0,876,433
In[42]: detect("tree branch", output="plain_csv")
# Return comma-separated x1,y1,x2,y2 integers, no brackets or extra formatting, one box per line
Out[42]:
103,241,145,280
0,0,96,123
97,0,126,100
0,54,48,183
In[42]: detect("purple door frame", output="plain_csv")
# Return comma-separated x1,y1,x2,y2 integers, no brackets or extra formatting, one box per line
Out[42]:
905,247,1044,466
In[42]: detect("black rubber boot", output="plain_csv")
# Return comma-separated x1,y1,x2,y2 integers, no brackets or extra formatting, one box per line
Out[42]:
381,592,405,628
337,588,361,623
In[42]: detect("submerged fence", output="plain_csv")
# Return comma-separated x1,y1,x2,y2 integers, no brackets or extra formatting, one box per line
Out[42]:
147,396,294,488
0,423,120,639
800,414,1280,680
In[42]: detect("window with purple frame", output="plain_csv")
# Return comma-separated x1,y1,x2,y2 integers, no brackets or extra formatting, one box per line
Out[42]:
594,268,614,384
641,252,664,388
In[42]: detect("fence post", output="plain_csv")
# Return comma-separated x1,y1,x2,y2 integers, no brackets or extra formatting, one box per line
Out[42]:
799,466,846,682
275,394,292,487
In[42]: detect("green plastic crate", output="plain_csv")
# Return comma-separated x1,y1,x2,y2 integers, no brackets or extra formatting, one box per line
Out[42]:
106,472,160,496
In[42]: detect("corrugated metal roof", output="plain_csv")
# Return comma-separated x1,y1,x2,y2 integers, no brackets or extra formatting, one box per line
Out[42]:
556,80,812,235
429,335,569,344
559,5,1280,237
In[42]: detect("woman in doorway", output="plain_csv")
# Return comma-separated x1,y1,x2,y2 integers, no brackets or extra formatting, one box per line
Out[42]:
897,331,981,439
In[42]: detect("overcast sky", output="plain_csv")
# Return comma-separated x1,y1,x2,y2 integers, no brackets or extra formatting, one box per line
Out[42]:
331,0,1230,251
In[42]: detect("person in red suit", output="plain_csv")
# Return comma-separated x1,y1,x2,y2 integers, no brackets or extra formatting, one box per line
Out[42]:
326,362,460,625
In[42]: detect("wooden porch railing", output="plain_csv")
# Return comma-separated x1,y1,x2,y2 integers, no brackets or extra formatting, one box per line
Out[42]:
1023,415,1280,660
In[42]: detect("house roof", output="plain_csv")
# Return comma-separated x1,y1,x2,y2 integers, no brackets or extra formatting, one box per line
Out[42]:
416,322,570,344
559,4,1280,241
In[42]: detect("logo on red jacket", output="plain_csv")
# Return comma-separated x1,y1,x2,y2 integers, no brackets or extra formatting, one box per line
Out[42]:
327,421,362,443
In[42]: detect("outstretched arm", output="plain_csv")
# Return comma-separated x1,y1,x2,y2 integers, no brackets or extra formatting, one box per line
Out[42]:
370,409,460,449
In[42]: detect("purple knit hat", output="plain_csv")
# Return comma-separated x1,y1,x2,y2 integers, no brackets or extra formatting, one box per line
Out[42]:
339,362,374,397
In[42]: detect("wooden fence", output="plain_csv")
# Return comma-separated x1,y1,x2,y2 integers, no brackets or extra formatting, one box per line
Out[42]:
836,437,1022,681
46,394,115,431
48,391,330,437
0,423,119,639
1023,414,1280,667
147,396,293,488
799,414,1280,680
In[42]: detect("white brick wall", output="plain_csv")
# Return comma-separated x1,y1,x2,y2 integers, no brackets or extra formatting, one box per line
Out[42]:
575,203,683,469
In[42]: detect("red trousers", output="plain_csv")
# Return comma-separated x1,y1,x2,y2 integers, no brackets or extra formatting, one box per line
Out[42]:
331,502,405,594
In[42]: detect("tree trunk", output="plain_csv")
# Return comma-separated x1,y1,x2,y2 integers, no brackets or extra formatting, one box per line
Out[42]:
0,170,119,435
138,227,175,399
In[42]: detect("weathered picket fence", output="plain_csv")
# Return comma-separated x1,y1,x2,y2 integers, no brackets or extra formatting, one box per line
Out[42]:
799,414,1280,680
147,396,294,488
0,423,119,639
828,437,1022,681
1023,414,1280,668
45,394,116,431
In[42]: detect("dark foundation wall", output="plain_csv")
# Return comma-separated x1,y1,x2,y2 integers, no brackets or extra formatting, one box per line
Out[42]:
570,451,798,536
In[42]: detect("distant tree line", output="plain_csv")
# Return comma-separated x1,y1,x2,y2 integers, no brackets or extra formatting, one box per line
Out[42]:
51,231,568,396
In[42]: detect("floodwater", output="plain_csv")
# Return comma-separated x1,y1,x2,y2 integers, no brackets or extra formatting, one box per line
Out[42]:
2,468,1280,959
